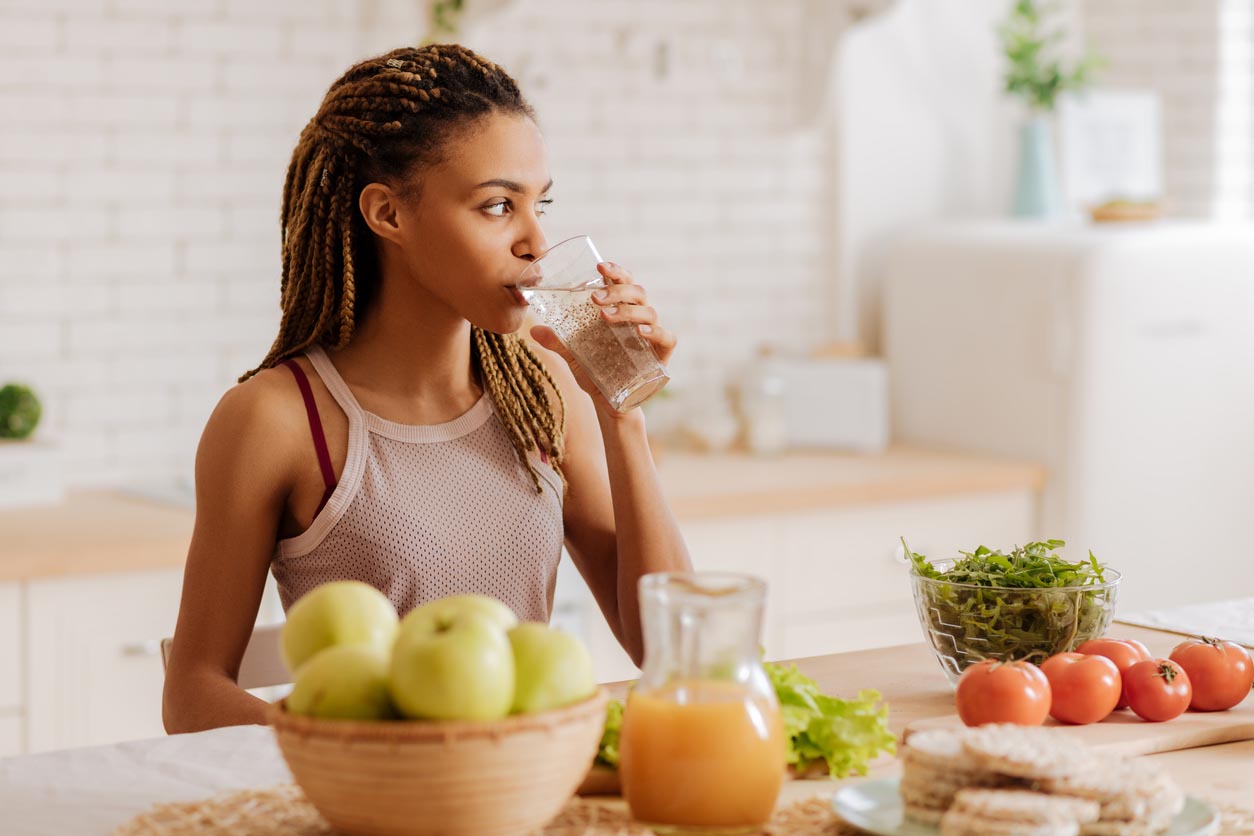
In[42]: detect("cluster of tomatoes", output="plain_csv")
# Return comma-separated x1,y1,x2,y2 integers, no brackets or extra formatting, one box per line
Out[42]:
955,636,1254,727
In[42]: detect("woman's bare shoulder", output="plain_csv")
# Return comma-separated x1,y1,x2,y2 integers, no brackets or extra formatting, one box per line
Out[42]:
197,366,309,497
211,366,307,431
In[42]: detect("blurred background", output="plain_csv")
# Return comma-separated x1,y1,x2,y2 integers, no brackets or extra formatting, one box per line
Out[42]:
1,0,1253,754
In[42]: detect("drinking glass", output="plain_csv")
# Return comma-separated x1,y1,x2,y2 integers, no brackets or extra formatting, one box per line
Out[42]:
518,236,669,412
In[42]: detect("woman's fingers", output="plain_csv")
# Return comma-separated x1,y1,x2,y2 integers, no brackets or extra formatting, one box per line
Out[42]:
591,283,646,307
597,261,634,284
639,323,677,364
599,303,657,326
591,261,676,363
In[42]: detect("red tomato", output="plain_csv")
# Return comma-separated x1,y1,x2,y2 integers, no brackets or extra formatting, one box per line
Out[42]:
955,660,1052,727
1124,659,1192,722
1076,637,1153,709
1169,637,1254,711
1039,652,1121,725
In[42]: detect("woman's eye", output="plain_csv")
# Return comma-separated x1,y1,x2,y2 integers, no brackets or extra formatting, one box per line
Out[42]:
537,199,554,217
484,201,510,216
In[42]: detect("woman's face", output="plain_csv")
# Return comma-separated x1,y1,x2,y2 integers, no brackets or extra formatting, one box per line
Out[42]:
385,111,552,335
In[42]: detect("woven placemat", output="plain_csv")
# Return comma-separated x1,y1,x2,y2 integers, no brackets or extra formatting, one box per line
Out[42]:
112,784,1254,836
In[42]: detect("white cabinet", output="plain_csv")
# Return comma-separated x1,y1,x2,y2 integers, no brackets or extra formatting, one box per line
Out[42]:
0,712,22,757
574,488,1037,683
8,567,286,755
25,568,184,753
0,583,22,712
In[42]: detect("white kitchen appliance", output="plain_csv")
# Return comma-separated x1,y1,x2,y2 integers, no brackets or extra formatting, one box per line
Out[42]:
766,357,890,453
883,221,1254,612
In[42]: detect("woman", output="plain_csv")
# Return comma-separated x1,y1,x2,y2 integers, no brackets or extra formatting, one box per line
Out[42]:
162,44,690,733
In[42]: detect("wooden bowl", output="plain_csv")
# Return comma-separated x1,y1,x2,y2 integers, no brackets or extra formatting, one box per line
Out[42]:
269,688,608,836
1089,200,1163,223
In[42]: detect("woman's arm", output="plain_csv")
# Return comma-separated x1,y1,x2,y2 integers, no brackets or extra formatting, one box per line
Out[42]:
530,262,691,666
162,374,303,733
592,407,692,665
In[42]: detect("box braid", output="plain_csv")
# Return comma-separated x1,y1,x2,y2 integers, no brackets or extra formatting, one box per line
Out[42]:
242,44,565,493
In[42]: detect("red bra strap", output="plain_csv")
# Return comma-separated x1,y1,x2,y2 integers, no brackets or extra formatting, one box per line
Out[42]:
281,359,337,514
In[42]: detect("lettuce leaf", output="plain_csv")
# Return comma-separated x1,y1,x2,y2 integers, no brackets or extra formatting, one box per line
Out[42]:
594,663,894,778
765,660,896,779
595,697,623,767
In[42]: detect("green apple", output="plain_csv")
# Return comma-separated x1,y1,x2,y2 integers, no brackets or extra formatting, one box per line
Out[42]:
389,609,515,721
399,594,518,635
287,644,397,720
508,622,596,715
281,580,399,673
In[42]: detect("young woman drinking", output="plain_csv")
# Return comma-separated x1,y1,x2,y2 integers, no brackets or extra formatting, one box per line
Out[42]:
162,44,690,733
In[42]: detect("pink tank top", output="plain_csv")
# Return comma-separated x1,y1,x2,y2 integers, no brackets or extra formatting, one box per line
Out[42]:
269,345,565,623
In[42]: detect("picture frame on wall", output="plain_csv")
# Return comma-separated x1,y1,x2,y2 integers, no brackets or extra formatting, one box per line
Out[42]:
1057,89,1164,218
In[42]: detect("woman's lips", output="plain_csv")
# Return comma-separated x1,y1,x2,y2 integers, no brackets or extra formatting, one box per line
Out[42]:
507,285,529,306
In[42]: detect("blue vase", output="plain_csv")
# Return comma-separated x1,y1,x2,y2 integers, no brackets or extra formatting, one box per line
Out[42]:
1013,115,1062,218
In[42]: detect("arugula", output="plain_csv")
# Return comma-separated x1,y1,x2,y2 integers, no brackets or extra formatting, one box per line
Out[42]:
594,663,894,779
906,538,1116,667
906,539,1106,588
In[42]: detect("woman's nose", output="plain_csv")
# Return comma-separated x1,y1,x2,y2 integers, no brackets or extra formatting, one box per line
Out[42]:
511,215,547,262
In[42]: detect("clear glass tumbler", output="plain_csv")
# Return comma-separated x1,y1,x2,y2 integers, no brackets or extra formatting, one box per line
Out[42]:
517,235,669,412
619,573,785,835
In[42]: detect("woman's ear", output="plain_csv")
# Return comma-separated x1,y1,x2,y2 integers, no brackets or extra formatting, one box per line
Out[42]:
359,182,405,245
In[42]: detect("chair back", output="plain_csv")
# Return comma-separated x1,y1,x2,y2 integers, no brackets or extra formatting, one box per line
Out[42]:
160,623,289,690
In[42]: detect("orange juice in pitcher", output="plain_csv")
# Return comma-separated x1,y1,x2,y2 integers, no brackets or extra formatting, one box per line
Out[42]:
619,573,786,835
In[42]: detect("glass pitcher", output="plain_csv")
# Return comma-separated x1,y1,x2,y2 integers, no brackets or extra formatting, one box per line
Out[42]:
619,572,785,835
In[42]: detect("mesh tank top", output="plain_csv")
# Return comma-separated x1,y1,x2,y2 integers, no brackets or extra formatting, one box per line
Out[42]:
269,345,565,623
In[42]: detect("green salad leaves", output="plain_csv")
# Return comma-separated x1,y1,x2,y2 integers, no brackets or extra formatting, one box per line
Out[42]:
594,697,623,768
765,661,895,778
906,539,1107,588
594,662,894,778
906,538,1117,669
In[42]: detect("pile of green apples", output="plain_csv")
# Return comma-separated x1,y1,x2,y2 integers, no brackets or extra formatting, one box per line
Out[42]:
280,581,597,721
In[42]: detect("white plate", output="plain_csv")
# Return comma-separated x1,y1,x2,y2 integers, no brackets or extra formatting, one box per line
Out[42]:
832,777,1219,836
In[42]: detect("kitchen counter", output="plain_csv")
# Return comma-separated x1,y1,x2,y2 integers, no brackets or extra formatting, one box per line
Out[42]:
0,445,1044,582
0,624,1247,836
656,444,1045,520
0,491,195,583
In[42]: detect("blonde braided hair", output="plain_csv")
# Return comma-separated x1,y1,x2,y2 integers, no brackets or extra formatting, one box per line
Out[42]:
243,44,565,492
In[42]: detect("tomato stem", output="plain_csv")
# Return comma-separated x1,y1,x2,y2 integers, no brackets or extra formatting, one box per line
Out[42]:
1155,662,1180,682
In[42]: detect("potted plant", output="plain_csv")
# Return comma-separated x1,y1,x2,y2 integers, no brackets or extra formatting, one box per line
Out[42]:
999,0,1101,217
0,383,41,442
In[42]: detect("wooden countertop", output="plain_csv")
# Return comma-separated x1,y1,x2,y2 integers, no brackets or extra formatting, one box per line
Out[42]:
656,444,1045,520
0,445,1045,582
0,491,194,583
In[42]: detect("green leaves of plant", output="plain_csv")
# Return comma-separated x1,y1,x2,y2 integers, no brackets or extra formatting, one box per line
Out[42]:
999,0,1103,111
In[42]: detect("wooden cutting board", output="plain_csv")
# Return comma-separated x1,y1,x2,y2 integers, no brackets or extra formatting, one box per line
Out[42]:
904,694,1254,758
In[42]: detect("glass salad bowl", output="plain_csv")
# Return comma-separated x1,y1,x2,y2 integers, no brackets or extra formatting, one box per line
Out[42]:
910,558,1121,687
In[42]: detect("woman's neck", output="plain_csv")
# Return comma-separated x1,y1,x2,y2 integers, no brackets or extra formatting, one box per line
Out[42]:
327,275,483,426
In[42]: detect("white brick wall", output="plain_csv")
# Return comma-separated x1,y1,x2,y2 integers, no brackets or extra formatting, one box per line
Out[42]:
1215,0,1253,219
1081,0,1253,218
0,0,833,487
